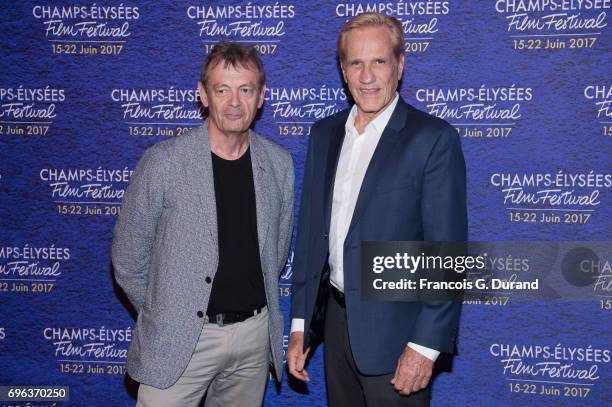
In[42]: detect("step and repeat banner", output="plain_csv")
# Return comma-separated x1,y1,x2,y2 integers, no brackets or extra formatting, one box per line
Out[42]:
1,1,611,406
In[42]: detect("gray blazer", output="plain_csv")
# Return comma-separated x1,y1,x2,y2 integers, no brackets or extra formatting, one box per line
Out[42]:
112,123,294,388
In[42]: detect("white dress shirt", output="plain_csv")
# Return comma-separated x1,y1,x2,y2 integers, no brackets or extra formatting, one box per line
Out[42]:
291,94,439,362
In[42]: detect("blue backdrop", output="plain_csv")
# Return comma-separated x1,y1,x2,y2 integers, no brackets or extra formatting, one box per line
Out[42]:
1,1,611,406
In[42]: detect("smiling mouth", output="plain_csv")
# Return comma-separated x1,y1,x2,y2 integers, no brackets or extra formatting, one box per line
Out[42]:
360,88,380,95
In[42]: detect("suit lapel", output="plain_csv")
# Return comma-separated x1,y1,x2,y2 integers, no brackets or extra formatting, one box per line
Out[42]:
249,133,272,258
190,124,218,243
345,99,410,239
324,115,350,234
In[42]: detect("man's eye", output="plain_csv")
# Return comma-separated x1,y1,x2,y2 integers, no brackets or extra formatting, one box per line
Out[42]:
375,59,386,64
241,88,254,94
216,89,227,95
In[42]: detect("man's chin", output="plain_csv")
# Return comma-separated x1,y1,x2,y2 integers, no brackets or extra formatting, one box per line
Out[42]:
356,103,384,114
220,126,249,137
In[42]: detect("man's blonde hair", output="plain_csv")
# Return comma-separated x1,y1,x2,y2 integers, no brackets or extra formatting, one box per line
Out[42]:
337,12,404,63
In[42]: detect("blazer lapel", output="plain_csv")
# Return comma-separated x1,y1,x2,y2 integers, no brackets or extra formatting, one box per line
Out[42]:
324,116,350,234
345,99,410,239
249,133,272,258
190,123,218,243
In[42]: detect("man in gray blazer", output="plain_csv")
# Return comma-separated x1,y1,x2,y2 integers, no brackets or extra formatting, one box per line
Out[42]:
112,42,293,406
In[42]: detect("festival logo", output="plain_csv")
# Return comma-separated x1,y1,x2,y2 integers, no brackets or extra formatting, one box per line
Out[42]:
462,251,531,307
579,255,612,310
490,171,612,224
32,4,141,56
583,85,612,136
110,87,203,138
39,167,132,216
186,3,297,56
489,342,610,400
265,87,347,136
413,84,534,140
0,244,71,294
494,0,609,51
0,86,66,138
43,326,131,376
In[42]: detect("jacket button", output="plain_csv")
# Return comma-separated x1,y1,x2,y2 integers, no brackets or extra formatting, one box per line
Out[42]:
197,311,204,318
323,234,328,240
205,276,212,284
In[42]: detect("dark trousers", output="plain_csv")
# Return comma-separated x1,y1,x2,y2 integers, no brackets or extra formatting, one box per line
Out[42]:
323,291,431,407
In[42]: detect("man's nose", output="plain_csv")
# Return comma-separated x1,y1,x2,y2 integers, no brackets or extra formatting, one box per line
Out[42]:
359,65,375,84
229,90,240,106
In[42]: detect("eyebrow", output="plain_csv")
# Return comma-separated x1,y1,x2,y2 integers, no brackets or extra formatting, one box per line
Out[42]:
213,83,256,89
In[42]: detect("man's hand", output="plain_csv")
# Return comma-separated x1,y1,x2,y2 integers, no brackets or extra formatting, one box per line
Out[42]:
390,346,433,395
286,331,311,381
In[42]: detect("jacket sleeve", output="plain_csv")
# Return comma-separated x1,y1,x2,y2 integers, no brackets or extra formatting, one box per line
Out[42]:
111,146,167,312
290,126,317,321
277,152,295,275
410,125,467,353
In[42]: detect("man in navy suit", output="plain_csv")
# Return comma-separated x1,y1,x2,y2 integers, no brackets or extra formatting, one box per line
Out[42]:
287,12,467,406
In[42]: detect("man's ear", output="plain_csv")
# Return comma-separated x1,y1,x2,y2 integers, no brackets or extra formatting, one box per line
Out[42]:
397,54,404,80
198,81,208,108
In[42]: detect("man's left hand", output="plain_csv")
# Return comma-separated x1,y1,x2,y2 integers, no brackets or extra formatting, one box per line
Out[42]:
390,346,433,395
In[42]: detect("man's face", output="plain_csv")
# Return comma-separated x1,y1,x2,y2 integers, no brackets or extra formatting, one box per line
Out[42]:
199,62,265,137
341,25,404,123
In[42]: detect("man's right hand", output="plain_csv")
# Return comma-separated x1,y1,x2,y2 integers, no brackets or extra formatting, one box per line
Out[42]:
286,331,311,381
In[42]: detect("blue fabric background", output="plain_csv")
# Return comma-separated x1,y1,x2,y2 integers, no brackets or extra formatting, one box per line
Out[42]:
1,1,610,406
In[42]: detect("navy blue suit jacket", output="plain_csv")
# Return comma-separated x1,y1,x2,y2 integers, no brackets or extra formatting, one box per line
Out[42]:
291,97,468,375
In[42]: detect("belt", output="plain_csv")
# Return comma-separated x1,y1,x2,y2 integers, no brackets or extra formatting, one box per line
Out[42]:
330,285,346,308
206,305,265,326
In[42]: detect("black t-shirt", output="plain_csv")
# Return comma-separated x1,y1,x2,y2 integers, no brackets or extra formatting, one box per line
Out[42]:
207,147,267,314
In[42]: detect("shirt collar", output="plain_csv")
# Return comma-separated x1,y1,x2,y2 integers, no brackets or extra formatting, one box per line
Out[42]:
345,93,399,136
